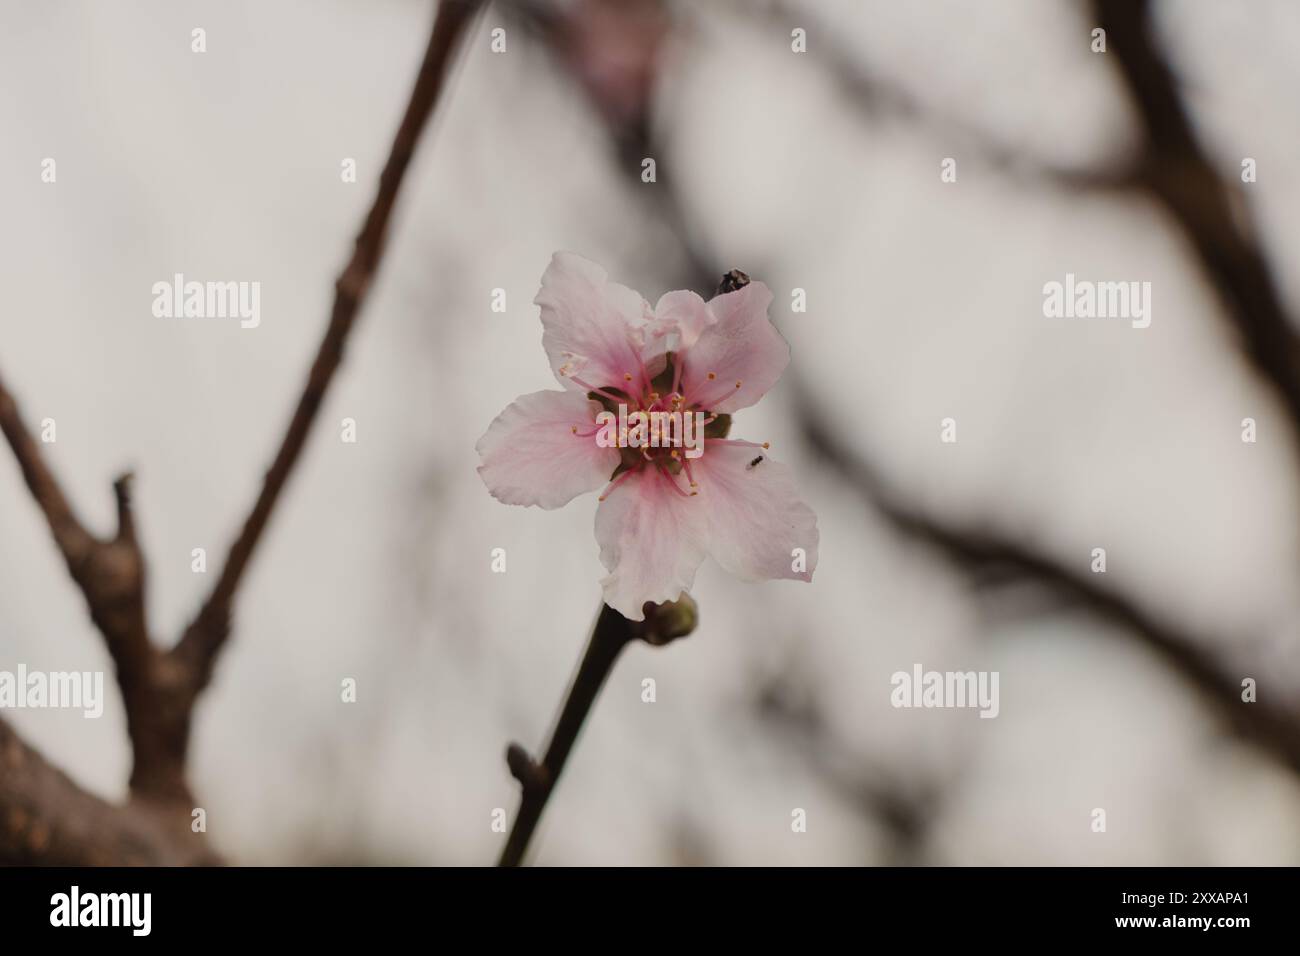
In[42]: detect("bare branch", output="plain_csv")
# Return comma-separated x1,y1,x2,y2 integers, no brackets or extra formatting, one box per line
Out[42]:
0,376,97,566
0,0,484,864
0,373,179,799
172,0,485,699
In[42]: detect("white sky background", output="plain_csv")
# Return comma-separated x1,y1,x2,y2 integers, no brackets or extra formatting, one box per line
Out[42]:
1,0,1299,863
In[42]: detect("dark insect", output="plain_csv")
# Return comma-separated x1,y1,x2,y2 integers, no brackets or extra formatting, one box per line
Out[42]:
747,455,764,470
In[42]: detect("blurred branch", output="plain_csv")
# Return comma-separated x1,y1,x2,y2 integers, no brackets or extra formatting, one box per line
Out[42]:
508,0,1300,802
1094,0,1300,454
754,668,948,865
792,376,1300,776
0,717,214,865
498,0,719,293
0,0,482,864
749,0,1141,192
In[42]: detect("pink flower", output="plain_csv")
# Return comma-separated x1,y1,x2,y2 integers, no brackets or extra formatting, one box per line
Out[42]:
477,253,818,620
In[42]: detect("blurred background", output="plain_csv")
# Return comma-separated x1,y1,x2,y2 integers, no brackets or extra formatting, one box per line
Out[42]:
3,0,1300,864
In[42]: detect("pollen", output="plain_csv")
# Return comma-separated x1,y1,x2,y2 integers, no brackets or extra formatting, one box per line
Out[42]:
624,372,634,382
707,372,716,380
571,425,578,434
735,380,742,388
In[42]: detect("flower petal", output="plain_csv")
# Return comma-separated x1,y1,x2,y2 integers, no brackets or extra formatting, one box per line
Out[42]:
594,467,710,620
536,252,653,392
476,390,620,509
695,443,818,582
651,289,714,353
679,282,788,414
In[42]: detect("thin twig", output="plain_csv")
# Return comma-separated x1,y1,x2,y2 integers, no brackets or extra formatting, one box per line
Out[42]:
499,605,637,866
499,598,697,866
172,0,484,700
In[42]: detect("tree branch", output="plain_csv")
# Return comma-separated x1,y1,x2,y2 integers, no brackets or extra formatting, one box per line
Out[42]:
1094,0,1300,455
792,378,1300,776
515,0,1300,784
172,0,484,700
0,716,214,865
0,0,484,863
0,374,180,799
499,598,697,866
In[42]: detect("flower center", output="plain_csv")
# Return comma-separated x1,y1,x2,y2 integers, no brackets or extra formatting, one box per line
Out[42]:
564,353,767,500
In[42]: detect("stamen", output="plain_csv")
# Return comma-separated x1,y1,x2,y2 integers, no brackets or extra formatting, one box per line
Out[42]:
671,355,684,396
571,424,602,439
689,379,744,412
570,376,625,405
657,464,693,498
682,456,698,488
633,352,654,396
598,467,639,501
713,439,769,450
